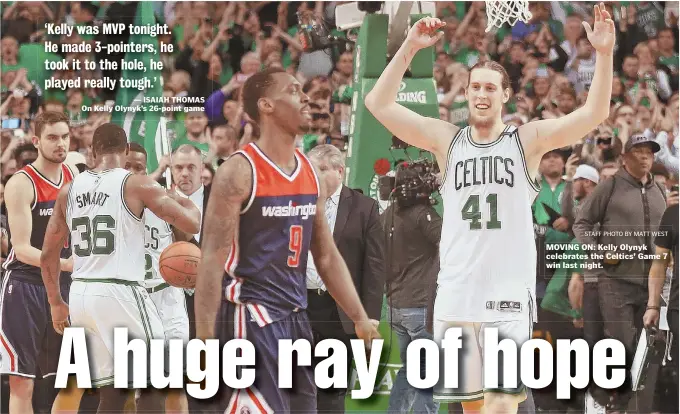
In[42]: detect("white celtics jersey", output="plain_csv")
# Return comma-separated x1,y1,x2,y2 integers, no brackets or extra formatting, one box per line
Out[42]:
66,168,146,282
143,209,173,288
435,125,539,322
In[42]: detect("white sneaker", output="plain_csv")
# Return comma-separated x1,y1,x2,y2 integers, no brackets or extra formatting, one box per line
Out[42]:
585,391,607,414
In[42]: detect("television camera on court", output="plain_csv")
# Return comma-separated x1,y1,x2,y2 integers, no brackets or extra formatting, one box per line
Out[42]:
378,136,440,208
381,159,439,208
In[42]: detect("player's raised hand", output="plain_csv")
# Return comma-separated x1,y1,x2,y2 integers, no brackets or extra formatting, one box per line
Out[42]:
355,319,381,349
50,300,70,335
583,2,615,55
406,17,446,51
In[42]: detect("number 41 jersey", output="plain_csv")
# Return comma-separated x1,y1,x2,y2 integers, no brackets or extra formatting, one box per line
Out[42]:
224,143,320,327
436,126,539,323
66,168,145,282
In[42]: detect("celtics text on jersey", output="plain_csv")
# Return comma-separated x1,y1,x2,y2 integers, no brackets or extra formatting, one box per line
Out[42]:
143,209,173,289
436,125,539,323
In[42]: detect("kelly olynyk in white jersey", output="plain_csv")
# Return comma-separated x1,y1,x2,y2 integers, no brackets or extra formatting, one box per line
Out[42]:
433,125,539,403
436,125,538,324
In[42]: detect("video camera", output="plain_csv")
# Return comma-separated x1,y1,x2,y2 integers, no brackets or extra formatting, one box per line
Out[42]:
296,10,354,53
378,158,439,208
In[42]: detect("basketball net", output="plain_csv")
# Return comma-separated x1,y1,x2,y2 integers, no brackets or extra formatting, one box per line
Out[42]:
484,0,532,33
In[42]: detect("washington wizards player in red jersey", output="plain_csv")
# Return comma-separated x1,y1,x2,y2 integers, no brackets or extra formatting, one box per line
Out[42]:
1,111,76,413
195,67,381,413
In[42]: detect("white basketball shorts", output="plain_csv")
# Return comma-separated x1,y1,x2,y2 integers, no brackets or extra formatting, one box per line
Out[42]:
149,284,189,343
69,279,165,388
432,316,533,403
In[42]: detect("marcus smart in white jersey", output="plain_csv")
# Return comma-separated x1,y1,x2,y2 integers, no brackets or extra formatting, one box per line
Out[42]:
125,142,192,413
40,124,201,412
366,6,616,413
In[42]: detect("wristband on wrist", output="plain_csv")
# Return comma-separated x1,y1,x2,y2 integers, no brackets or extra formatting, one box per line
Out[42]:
646,306,661,311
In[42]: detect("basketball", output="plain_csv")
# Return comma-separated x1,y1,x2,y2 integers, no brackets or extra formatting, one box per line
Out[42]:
159,242,201,288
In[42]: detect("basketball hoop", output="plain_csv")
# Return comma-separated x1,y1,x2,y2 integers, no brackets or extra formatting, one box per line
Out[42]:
484,0,532,33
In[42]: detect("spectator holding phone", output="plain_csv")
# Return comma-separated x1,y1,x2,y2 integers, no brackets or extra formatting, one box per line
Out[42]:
204,52,258,124
192,26,230,100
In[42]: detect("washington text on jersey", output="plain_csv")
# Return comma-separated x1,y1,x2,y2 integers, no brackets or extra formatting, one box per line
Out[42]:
223,143,320,327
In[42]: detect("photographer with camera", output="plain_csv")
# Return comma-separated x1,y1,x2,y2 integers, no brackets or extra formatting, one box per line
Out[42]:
380,160,441,414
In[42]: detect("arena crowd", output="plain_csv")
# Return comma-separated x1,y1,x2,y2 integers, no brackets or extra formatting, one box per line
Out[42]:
1,1,678,413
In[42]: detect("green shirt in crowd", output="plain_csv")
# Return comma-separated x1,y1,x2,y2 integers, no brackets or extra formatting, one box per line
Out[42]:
541,237,584,319
635,1,666,39
167,120,210,157
448,96,470,128
659,53,679,75
533,176,570,244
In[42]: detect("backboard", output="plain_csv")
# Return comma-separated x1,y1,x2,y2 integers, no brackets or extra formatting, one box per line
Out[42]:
335,1,436,31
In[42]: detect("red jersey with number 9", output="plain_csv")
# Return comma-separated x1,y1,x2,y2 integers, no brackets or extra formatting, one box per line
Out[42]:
223,143,320,327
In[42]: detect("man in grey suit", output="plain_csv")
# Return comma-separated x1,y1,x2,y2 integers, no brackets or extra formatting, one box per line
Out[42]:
306,145,385,413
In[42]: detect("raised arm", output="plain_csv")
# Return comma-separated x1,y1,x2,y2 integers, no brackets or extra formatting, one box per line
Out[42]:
364,17,458,168
125,175,201,235
520,3,615,160
310,174,380,346
194,155,252,340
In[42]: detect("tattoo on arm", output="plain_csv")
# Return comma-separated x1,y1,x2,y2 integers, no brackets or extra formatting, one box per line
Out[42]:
158,197,180,226
42,254,62,301
310,208,331,265
195,155,252,338
201,159,252,248
310,164,331,260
